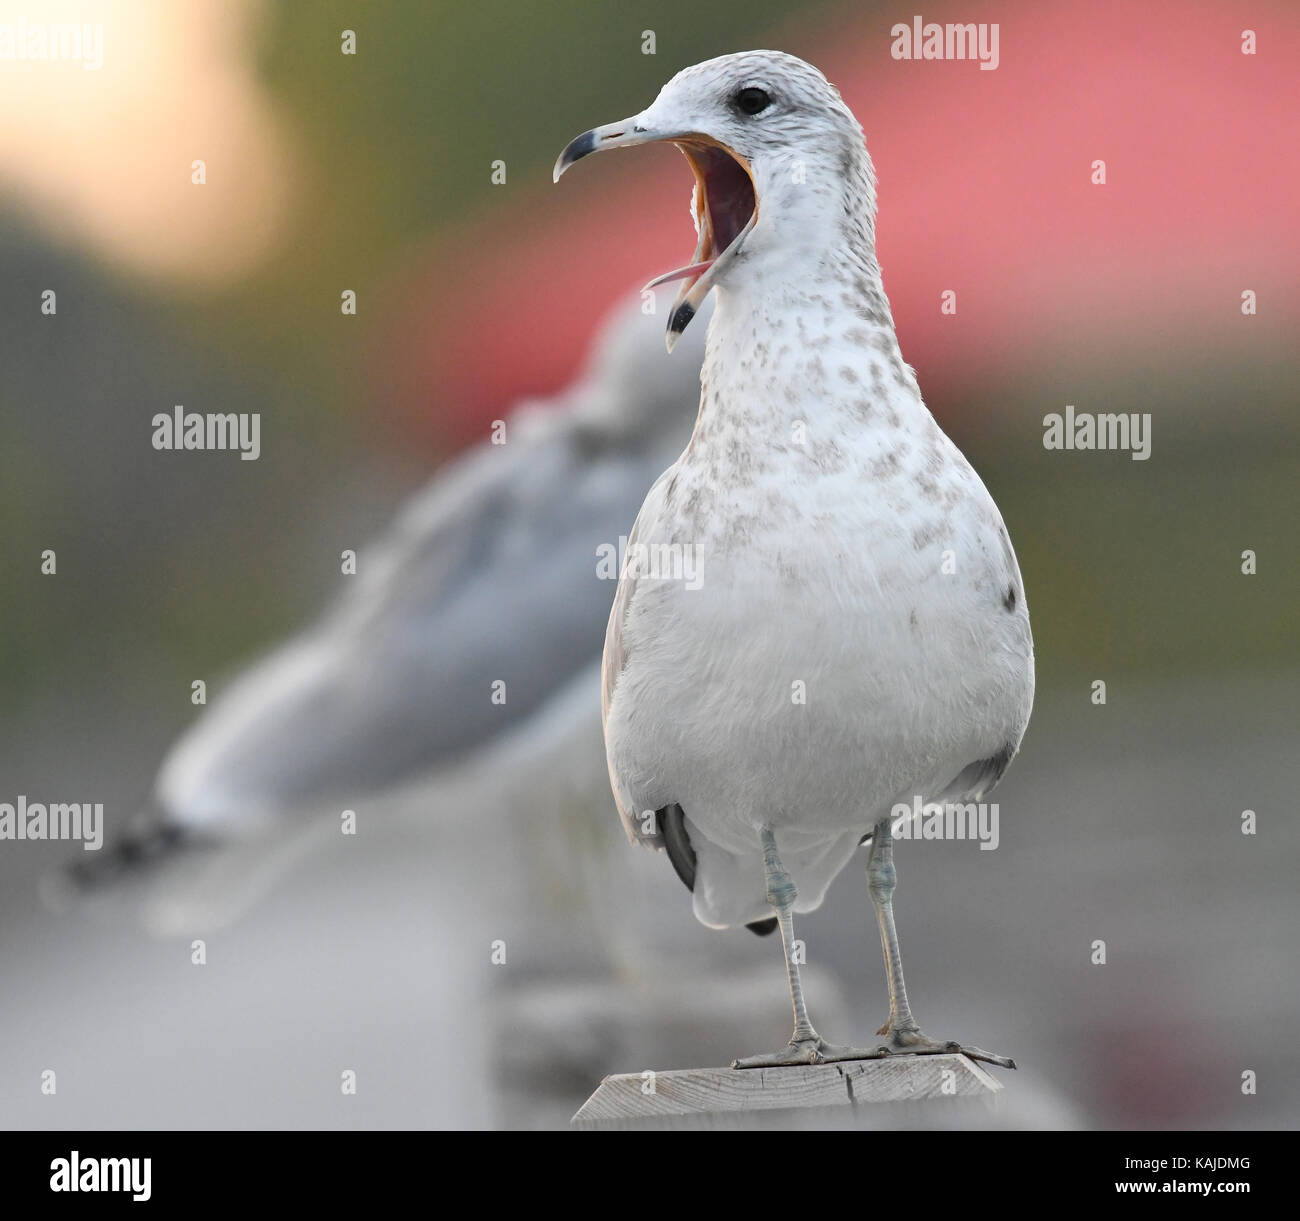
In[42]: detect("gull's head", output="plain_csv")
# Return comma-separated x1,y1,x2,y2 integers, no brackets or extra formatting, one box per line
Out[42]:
554,51,872,352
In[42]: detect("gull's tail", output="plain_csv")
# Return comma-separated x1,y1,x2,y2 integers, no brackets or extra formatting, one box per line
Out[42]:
41,805,323,936
59,817,210,896
40,805,212,923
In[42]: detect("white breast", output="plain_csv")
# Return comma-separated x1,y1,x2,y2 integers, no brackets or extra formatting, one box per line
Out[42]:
602,297,1034,927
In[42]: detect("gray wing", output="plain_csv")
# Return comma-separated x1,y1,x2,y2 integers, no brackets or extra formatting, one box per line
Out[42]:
156,427,667,830
600,466,682,848
938,742,1018,804
601,496,651,846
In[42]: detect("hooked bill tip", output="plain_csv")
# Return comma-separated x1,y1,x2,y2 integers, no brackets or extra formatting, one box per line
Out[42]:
553,129,599,182
665,302,695,351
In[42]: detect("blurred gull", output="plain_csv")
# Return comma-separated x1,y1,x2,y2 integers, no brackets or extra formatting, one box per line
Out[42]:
57,289,712,938
43,289,757,1128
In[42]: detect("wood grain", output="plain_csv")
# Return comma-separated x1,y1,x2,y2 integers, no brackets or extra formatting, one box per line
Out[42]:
571,1053,1003,1127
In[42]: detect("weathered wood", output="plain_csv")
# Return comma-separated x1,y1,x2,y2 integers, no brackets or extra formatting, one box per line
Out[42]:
571,1053,1003,1128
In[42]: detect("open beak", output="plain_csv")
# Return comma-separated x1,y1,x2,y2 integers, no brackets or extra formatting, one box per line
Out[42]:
554,119,758,352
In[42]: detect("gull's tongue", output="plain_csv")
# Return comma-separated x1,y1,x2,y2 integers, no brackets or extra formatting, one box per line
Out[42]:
643,259,714,290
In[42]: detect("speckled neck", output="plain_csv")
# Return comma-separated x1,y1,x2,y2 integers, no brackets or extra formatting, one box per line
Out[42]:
693,141,924,446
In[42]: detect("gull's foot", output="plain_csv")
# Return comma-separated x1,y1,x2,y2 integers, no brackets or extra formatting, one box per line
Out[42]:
732,1025,1017,1071
731,1035,881,1069
872,1021,1017,1070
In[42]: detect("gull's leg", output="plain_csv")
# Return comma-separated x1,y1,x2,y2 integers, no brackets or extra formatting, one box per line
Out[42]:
765,824,818,1045
867,815,919,1038
732,827,876,1069
865,816,1016,1070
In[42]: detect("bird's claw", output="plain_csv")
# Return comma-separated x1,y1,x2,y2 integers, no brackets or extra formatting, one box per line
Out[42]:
731,1035,880,1069
733,1027,1016,1070
872,1023,1017,1069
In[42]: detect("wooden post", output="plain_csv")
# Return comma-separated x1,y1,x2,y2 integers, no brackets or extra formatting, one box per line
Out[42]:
572,1053,1004,1128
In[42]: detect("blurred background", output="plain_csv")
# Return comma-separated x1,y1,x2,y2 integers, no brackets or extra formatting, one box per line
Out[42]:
1,0,1296,1130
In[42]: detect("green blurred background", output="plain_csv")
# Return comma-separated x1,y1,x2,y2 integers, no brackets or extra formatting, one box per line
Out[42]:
2,0,1294,710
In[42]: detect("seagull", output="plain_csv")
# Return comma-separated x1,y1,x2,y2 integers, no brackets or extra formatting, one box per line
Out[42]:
555,51,1034,1070
55,290,713,934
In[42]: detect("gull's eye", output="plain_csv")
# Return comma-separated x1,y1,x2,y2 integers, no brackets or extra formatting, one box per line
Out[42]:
734,86,772,116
